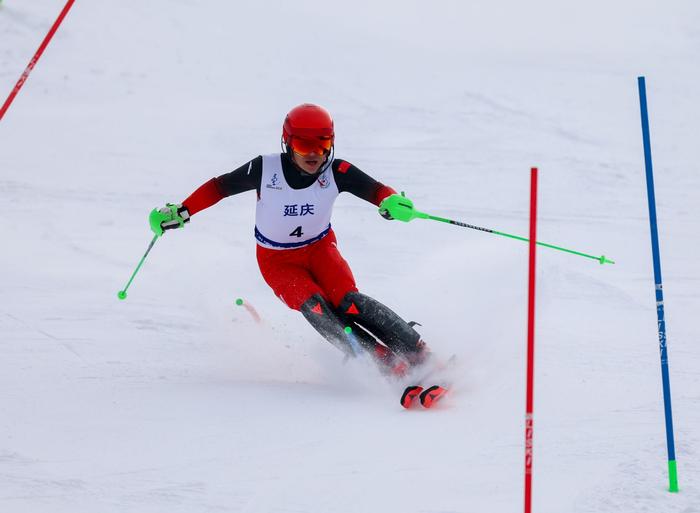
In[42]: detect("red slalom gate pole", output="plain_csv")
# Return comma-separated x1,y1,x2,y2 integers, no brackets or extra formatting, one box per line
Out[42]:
524,167,538,513
0,0,76,122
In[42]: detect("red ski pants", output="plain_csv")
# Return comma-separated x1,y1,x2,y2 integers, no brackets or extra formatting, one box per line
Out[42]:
256,230,358,311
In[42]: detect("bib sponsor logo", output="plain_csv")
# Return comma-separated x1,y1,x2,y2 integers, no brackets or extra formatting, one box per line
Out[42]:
317,172,330,189
266,173,283,190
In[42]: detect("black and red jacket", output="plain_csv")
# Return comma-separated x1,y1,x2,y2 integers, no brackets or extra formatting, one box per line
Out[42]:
182,153,396,216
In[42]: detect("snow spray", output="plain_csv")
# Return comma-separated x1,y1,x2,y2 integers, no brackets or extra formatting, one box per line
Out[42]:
343,326,363,356
524,168,538,513
637,76,679,493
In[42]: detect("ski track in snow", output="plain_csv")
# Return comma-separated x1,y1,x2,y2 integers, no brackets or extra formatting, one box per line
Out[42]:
1,1,699,512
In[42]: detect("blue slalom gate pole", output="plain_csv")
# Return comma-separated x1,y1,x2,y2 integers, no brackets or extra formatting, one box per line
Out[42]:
637,76,679,493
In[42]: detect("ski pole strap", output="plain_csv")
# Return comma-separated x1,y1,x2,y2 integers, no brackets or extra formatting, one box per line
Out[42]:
416,211,615,265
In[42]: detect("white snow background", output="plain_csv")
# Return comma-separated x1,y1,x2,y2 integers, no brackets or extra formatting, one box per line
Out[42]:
1,1,699,512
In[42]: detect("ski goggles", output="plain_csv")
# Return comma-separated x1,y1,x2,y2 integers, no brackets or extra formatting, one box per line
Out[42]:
288,136,333,157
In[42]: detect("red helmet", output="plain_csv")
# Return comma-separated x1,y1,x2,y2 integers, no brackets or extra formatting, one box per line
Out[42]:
282,104,334,156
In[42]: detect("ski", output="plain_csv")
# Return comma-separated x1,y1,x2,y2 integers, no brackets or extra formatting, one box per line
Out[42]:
400,354,456,409
419,384,449,408
400,382,451,409
400,385,424,408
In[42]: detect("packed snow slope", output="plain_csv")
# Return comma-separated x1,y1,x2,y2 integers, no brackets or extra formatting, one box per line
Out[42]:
1,1,699,512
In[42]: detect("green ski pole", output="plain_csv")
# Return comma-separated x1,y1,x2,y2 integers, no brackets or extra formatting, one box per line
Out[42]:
417,211,614,265
117,234,159,300
379,193,614,265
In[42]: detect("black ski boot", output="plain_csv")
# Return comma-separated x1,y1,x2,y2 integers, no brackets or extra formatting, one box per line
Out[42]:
336,291,430,370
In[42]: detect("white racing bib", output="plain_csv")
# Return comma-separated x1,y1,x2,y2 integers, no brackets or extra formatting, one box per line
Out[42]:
255,153,339,249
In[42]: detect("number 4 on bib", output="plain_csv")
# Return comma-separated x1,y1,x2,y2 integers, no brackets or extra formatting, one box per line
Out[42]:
289,226,304,238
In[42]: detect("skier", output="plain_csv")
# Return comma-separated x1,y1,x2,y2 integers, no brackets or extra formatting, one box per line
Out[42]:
149,103,429,376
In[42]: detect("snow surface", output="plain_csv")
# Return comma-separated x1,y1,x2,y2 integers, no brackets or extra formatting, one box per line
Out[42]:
1,1,699,512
